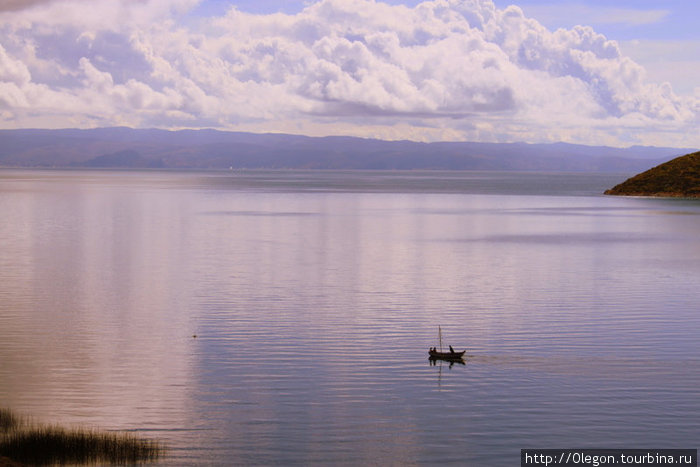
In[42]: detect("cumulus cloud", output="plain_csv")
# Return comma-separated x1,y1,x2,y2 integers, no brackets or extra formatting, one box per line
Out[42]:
0,0,697,147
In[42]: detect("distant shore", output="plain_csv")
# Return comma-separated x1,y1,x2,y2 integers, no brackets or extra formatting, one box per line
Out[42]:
1,127,693,173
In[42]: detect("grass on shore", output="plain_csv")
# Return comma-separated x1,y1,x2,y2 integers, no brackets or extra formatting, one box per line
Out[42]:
0,408,163,465
0,410,21,433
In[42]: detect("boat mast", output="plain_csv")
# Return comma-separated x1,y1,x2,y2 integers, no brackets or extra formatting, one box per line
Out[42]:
438,326,443,352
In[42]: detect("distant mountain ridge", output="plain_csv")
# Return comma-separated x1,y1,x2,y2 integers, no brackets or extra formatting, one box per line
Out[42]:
605,151,700,198
0,127,695,173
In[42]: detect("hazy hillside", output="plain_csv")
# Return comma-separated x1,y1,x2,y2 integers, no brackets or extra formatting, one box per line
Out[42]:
0,128,694,172
605,151,700,197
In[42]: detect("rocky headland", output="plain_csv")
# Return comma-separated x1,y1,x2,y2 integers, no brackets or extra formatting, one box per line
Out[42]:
605,151,700,198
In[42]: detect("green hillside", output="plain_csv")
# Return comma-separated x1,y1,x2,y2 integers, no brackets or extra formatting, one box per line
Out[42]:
605,151,700,198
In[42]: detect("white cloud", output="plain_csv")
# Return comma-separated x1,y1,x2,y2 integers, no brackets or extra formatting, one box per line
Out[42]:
0,44,32,86
0,0,697,147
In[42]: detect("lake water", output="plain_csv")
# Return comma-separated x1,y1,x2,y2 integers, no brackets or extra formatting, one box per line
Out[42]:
1,169,699,465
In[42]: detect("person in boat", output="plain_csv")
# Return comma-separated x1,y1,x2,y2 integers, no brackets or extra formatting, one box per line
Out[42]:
449,345,455,354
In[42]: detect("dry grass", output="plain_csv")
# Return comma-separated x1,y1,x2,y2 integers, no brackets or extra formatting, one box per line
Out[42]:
0,408,164,465
0,409,21,433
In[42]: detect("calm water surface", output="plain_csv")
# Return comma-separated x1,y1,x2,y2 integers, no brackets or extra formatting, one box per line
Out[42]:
1,170,699,465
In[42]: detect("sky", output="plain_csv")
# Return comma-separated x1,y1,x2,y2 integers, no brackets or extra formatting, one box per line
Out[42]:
0,0,698,148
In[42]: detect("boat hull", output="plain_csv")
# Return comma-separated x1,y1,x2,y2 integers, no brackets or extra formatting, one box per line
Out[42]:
428,350,465,360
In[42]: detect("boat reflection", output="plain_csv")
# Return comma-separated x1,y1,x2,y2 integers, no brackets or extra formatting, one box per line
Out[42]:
429,355,466,367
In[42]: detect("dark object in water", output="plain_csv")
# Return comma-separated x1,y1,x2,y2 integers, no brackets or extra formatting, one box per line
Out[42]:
428,349,466,361
429,326,465,361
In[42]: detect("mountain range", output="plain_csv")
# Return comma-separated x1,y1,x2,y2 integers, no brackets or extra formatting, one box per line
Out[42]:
0,128,695,173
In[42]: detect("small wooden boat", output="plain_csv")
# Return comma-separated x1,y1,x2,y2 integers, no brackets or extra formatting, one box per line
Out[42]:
429,349,465,360
428,326,465,361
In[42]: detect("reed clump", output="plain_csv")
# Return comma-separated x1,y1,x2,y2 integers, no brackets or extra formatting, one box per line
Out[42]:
0,408,164,465
0,409,21,433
